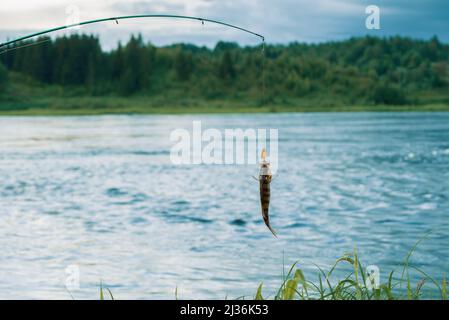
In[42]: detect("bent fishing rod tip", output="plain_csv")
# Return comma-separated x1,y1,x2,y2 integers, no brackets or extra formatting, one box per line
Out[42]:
0,15,265,49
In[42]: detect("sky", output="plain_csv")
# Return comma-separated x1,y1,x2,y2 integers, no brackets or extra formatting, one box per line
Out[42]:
0,0,448,49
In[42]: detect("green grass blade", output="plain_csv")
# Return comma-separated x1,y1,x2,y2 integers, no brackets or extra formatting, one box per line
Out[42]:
106,288,114,300
282,269,308,300
406,271,412,300
100,281,104,301
327,255,354,277
442,275,447,300
255,283,264,300
283,279,298,300
400,231,432,287
318,274,325,300
381,284,394,300
275,260,299,299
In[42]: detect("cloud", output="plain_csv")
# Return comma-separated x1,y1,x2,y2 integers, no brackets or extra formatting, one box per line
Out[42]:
111,0,186,14
0,0,448,48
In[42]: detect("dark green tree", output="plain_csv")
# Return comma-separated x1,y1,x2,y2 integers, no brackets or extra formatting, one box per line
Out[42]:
218,51,235,81
118,34,147,95
0,63,8,92
431,61,448,87
174,50,194,81
372,85,407,105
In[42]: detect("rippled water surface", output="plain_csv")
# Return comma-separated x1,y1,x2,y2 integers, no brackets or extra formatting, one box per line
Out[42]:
0,113,448,299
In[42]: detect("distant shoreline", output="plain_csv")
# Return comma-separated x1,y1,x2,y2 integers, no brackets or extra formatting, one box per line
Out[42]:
0,103,448,116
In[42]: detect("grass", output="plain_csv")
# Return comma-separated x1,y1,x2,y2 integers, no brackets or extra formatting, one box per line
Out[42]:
97,237,447,300
99,281,114,301
2,96,449,116
254,236,447,300
1,73,449,116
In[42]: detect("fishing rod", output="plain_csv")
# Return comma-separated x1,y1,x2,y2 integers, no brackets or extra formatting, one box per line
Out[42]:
0,14,267,103
0,14,267,105
0,14,265,53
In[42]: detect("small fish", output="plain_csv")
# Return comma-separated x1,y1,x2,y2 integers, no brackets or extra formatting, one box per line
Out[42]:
255,149,277,237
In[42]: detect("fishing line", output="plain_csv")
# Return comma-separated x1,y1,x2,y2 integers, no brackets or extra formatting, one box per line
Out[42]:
0,37,52,56
262,38,266,106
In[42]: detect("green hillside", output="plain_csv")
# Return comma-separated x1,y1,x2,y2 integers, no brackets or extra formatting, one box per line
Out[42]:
1,34,448,114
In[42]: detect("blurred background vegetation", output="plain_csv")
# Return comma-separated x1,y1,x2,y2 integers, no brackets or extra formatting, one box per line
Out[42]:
0,34,448,114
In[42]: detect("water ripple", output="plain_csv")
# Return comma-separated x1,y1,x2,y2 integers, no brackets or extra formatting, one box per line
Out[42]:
0,113,448,299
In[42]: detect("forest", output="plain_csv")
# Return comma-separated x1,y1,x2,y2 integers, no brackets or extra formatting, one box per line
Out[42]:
0,34,448,113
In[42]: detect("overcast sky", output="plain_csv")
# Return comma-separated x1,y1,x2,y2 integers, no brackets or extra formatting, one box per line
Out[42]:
1,0,448,49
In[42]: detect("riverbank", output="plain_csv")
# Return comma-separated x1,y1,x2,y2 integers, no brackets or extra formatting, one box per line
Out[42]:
1,96,449,116
1,72,449,115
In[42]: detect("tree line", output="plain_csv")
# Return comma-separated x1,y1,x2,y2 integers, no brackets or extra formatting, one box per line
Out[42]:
1,34,448,105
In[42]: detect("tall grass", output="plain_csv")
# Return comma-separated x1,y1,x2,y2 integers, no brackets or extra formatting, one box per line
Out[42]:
254,238,447,300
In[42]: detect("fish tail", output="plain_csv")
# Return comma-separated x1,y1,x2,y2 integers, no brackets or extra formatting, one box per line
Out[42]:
261,207,277,237
266,221,277,237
